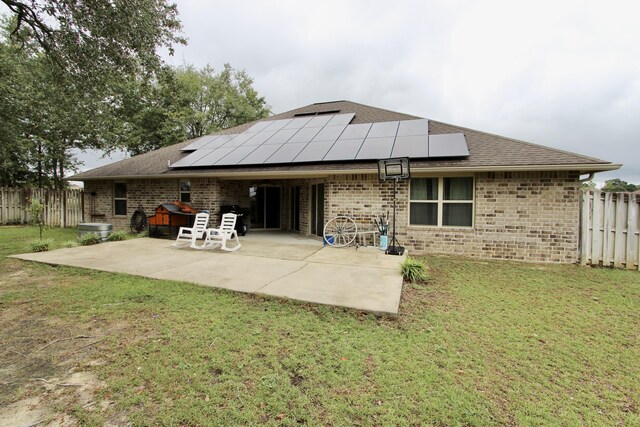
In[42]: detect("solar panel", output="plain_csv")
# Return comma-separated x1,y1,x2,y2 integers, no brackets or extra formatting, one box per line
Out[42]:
191,146,236,166
169,115,461,169
397,119,428,136
304,115,333,128
264,118,293,131
338,123,372,140
239,143,283,164
311,125,347,142
170,148,216,167
215,145,258,165
282,116,313,129
367,121,399,138
180,135,219,151
242,129,277,146
294,140,334,162
265,143,307,163
356,137,395,159
245,121,272,133
263,128,297,145
323,139,365,161
326,113,355,126
221,133,256,147
428,133,469,157
391,135,428,158
201,134,236,149
288,127,321,143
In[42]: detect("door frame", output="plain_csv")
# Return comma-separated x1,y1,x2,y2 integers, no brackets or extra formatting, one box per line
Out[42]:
290,186,301,232
250,184,282,230
309,182,325,237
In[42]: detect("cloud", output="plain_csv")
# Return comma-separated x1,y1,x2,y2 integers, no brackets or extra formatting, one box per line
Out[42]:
70,0,639,184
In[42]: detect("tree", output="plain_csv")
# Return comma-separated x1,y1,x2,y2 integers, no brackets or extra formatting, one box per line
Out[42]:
1,0,185,90
119,64,271,155
0,37,35,186
580,181,597,190
173,64,271,139
601,179,638,193
0,18,112,188
27,198,44,239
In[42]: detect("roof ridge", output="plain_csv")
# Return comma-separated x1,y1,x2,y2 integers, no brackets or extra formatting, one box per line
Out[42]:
428,119,610,165
340,100,423,119
273,100,422,120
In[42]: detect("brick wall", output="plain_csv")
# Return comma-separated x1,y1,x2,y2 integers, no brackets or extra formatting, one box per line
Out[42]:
323,171,580,263
84,178,228,229
83,170,580,263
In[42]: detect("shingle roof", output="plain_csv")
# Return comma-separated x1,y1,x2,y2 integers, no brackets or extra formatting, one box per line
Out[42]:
70,100,618,180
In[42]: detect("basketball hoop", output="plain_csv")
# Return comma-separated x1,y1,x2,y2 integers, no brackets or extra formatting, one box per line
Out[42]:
378,157,410,181
377,157,411,256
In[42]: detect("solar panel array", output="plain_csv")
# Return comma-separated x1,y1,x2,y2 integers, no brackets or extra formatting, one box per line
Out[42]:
171,113,468,168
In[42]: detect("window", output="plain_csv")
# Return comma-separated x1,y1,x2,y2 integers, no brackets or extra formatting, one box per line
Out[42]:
409,177,473,227
180,180,191,203
114,182,127,216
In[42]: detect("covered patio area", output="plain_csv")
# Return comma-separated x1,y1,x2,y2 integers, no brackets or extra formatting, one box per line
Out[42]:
12,233,404,314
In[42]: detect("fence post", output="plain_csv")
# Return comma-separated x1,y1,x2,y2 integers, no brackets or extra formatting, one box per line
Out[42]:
591,191,602,266
628,194,637,270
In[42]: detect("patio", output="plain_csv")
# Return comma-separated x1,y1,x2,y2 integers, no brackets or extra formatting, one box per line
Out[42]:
11,233,404,314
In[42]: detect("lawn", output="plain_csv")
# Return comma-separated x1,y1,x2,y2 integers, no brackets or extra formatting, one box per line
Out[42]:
1,226,638,426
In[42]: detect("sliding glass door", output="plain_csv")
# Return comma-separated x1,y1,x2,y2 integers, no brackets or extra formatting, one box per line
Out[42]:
250,185,281,230
310,183,325,237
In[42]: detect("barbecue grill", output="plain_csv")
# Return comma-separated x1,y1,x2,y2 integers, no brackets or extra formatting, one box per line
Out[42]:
219,205,247,236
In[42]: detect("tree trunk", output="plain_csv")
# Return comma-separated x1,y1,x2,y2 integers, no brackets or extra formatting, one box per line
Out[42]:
37,141,43,188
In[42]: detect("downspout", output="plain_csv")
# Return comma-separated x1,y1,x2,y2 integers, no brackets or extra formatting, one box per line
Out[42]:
577,172,595,264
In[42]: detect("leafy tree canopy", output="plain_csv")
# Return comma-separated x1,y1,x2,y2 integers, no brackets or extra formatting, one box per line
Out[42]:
116,63,271,155
1,0,185,89
601,178,639,192
0,8,270,187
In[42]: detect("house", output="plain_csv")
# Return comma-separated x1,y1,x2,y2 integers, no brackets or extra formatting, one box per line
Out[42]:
70,100,620,263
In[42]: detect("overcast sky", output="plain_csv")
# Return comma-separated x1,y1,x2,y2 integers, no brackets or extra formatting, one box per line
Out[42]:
79,0,639,183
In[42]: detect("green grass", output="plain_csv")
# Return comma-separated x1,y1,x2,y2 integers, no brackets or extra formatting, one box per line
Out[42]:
1,226,639,425
0,225,78,257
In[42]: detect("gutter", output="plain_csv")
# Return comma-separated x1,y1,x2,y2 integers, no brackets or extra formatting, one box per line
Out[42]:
579,172,595,182
67,163,622,181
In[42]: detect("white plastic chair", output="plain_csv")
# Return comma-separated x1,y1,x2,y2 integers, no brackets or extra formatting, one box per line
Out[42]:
196,213,241,252
173,212,209,247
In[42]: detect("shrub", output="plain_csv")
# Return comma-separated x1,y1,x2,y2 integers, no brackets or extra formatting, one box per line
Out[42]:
79,232,102,246
400,257,429,283
62,240,79,248
30,238,53,252
107,230,129,242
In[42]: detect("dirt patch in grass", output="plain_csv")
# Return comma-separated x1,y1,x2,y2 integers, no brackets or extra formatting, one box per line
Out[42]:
0,261,127,425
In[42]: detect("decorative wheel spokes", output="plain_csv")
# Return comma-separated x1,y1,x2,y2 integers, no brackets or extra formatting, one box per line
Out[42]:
323,216,358,247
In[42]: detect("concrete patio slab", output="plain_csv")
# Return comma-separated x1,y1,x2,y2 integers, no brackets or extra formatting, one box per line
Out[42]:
11,234,404,314
147,254,307,293
259,262,402,314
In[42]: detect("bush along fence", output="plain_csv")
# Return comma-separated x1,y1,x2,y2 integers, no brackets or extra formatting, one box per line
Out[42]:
0,187,84,227
580,190,640,270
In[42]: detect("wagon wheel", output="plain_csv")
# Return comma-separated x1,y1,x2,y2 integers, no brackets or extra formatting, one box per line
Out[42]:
323,216,358,247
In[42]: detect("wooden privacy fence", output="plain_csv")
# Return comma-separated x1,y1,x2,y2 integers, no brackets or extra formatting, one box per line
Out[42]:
0,187,84,227
580,191,639,270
